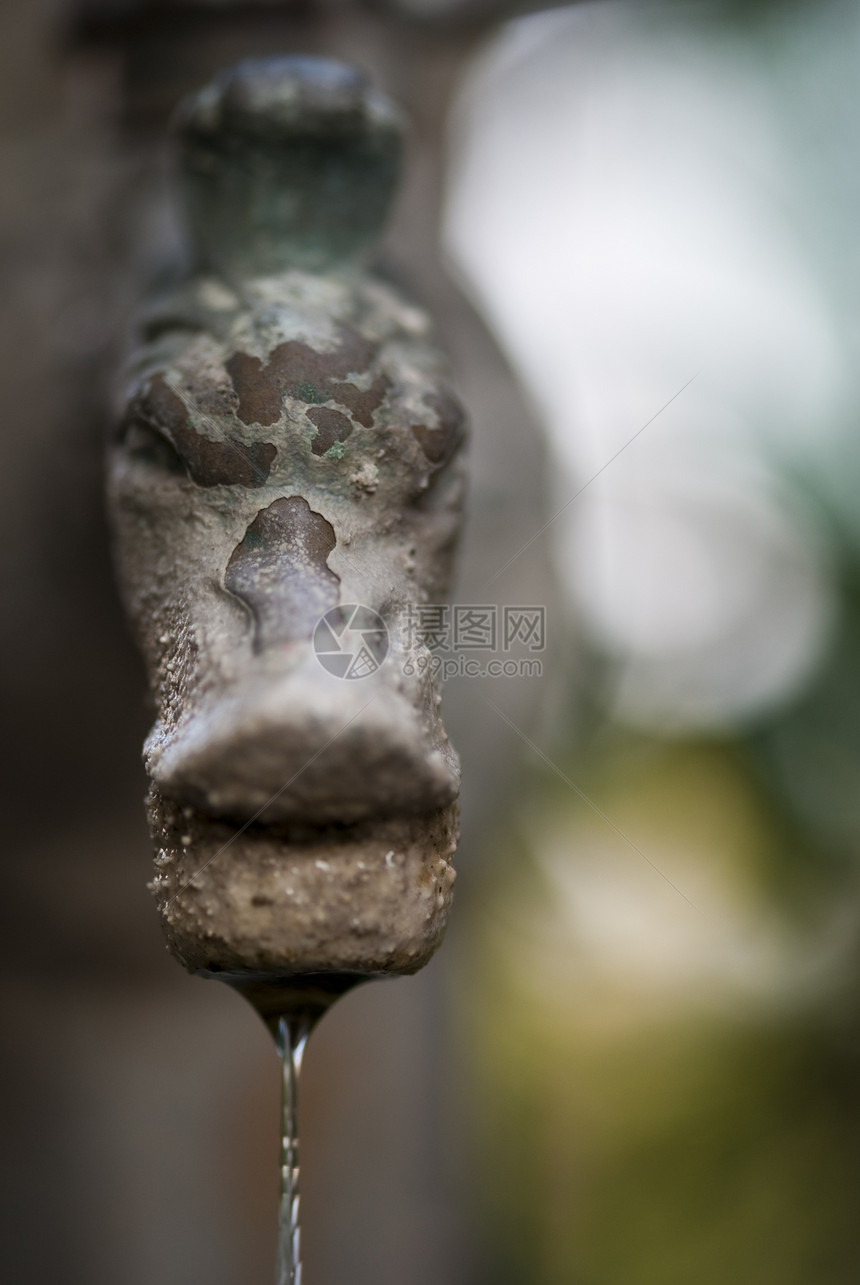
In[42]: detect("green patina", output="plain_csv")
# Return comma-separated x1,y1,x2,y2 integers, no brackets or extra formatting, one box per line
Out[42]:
291,381,328,405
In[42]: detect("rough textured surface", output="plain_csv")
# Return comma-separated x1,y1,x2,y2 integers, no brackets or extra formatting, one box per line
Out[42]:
148,789,458,976
106,57,468,979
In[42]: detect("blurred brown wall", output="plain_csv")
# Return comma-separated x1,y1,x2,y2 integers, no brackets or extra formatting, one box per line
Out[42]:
0,3,552,1282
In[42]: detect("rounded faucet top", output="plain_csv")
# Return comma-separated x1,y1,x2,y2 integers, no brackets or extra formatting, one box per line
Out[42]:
173,56,406,281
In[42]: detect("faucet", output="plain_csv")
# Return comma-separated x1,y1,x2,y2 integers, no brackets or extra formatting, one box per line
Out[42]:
107,56,466,1018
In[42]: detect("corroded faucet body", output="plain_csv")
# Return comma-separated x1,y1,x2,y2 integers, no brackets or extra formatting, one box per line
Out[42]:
107,58,466,977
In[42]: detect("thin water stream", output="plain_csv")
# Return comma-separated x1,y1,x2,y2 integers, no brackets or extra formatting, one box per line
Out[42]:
218,971,375,1284
274,1012,310,1285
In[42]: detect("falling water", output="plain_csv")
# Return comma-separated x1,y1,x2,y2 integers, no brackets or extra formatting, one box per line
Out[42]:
219,969,374,1285
274,1011,311,1285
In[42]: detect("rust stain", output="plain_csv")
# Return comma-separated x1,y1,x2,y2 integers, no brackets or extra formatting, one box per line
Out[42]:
411,390,465,466
307,407,353,456
226,324,385,432
223,351,282,426
134,376,276,487
329,374,391,428
225,496,340,650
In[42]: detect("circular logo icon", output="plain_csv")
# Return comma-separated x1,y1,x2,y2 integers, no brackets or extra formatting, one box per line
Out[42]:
313,604,389,679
